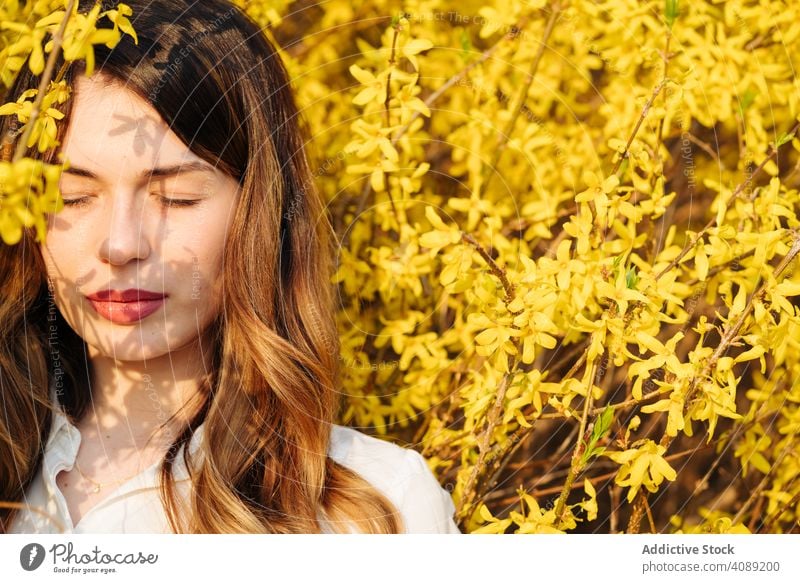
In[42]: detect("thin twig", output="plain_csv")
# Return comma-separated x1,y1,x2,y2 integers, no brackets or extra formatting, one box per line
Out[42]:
760,489,800,533
652,29,672,174
683,131,722,166
456,355,518,520
392,18,528,145
654,121,800,281
480,3,563,199
641,491,657,533
732,437,796,526
538,386,668,420
611,79,669,177
381,19,401,221
628,231,800,532
553,359,598,527
460,232,520,307
13,0,78,162
484,442,715,502
346,15,531,249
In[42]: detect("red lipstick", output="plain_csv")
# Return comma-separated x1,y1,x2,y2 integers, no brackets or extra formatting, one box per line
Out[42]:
85,288,166,324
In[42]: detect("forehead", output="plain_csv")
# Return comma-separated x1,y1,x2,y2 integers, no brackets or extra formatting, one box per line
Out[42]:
60,73,203,179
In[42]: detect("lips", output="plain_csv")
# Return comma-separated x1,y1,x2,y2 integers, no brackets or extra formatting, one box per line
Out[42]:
86,288,166,302
85,288,167,324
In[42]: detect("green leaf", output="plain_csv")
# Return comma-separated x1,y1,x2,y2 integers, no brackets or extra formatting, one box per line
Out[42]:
665,0,679,28
581,406,615,465
739,88,757,114
596,405,614,438
775,132,793,148
625,266,639,290
459,29,472,62
616,157,630,179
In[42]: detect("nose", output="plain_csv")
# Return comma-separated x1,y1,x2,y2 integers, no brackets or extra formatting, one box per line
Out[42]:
98,190,151,265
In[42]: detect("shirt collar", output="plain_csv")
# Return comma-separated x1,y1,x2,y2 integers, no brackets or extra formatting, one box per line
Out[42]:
46,380,73,451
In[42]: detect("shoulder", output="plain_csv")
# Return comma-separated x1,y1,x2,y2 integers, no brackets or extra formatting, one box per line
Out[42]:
328,424,461,534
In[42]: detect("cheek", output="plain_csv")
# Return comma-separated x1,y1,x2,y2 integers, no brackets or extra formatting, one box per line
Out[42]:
179,254,225,331
174,224,229,302
40,229,79,280
181,203,234,273
48,208,95,242
38,242,85,326
41,212,98,283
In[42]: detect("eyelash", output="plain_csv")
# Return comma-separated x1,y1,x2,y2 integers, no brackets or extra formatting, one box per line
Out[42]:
61,196,200,208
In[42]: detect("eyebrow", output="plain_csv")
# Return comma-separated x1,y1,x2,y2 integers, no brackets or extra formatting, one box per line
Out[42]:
62,161,216,182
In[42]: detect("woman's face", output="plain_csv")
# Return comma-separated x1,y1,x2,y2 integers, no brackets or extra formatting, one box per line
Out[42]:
40,72,239,361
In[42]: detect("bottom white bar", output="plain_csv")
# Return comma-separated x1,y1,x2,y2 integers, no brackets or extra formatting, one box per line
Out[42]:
1,534,799,582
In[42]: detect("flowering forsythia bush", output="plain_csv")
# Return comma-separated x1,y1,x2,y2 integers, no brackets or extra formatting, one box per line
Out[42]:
4,0,800,534
0,0,135,242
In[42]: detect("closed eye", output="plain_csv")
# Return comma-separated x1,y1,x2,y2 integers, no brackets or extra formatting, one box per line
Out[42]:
157,196,200,207
60,196,201,208
61,196,91,207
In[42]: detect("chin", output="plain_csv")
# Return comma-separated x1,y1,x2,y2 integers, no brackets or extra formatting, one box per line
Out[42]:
89,344,168,362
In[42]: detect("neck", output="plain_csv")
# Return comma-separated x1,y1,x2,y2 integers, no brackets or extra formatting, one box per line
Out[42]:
77,334,214,449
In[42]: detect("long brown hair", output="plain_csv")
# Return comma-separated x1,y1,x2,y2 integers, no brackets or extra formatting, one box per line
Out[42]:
0,0,403,533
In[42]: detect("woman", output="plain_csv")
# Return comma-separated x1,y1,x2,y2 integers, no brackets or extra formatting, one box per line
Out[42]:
0,0,460,534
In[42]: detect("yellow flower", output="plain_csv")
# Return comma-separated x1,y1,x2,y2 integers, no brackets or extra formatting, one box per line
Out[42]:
50,1,137,77
349,64,388,106
510,487,567,534
581,479,598,521
346,157,398,192
418,206,461,252
101,3,138,45
400,38,432,71
607,440,678,503
640,387,687,437
471,503,512,534
344,119,399,160
394,82,430,124
574,171,621,224
0,87,66,152
628,331,685,400
0,158,64,244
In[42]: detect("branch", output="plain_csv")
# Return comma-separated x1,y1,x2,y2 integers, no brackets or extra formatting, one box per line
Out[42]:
456,354,519,521
654,121,800,281
553,358,598,527
628,230,800,532
13,0,77,162
347,14,533,246
461,232,518,306
479,3,563,198
612,78,669,177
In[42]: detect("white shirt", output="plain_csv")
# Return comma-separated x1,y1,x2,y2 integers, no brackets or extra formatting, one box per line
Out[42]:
8,393,460,534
